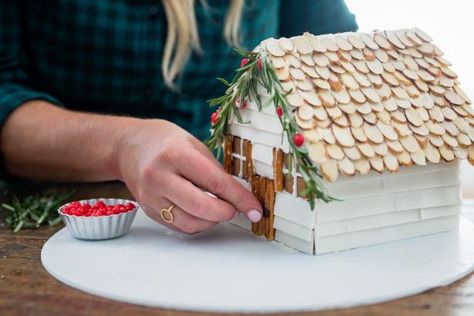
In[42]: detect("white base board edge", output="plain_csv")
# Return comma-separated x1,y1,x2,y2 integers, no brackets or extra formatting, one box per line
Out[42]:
41,209,474,313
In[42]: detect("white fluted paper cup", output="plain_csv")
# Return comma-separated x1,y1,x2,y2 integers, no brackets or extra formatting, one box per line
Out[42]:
58,198,138,240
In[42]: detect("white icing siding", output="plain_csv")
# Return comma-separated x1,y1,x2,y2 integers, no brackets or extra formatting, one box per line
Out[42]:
274,230,314,254
251,143,274,165
273,217,313,241
229,124,289,152
315,186,460,223
274,192,315,228
230,107,283,134
229,161,462,255
314,215,459,255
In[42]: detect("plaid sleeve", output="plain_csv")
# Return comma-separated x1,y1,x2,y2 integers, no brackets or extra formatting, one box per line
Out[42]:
0,1,62,127
278,0,358,37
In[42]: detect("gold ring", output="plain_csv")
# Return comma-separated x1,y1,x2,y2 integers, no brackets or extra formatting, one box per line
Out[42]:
160,205,175,224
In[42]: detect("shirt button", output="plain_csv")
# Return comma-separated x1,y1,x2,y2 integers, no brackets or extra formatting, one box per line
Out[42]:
149,5,160,17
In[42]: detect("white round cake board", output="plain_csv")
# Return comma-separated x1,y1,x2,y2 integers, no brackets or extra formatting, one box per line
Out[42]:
42,206,474,313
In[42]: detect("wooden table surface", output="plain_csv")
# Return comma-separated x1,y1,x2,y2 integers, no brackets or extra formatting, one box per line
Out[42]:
1,182,474,316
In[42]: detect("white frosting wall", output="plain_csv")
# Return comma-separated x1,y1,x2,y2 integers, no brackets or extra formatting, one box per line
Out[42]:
230,139,462,254
461,161,474,198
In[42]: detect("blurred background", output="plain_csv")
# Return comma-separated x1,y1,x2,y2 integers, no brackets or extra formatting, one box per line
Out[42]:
346,0,474,198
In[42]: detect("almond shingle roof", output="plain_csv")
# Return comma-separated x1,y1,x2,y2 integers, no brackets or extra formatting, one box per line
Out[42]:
261,28,474,181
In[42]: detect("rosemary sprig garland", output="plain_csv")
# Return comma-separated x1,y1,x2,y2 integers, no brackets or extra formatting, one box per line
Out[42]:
205,48,337,209
2,189,74,233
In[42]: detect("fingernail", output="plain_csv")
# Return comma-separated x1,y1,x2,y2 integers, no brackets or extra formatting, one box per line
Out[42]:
233,212,240,219
247,210,262,223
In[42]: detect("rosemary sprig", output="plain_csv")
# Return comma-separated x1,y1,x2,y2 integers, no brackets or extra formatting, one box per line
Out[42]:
2,189,74,233
205,48,337,209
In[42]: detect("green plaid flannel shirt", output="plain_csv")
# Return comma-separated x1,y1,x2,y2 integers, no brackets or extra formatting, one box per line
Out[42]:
0,0,357,140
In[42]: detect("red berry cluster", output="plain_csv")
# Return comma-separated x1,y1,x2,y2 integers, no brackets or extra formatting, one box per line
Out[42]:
62,201,136,217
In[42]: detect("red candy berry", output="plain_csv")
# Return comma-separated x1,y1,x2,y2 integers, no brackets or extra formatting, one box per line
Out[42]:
293,133,305,147
211,111,219,125
256,58,263,71
240,58,249,68
69,201,81,209
95,201,106,208
276,106,283,117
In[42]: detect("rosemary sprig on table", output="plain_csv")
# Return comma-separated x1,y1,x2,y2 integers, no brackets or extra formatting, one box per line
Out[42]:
2,189,74,233
205,48,337,209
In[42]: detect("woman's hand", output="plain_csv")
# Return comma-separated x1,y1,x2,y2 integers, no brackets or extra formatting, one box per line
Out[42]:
115,119,263,234
1,102,262,233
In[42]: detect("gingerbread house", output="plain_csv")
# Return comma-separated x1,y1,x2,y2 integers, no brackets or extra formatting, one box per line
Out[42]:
215,28,474,255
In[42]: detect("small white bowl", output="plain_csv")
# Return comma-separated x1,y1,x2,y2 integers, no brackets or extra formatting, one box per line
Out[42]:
59,198,138,240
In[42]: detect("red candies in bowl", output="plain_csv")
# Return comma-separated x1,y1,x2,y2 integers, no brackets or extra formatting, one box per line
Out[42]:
59,198,138,240
61,201,136,217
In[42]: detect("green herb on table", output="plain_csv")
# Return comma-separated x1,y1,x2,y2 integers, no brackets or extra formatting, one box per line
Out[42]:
2,189,74,233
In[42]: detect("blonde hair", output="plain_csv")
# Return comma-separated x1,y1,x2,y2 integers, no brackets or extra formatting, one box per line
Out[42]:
161,0,245,88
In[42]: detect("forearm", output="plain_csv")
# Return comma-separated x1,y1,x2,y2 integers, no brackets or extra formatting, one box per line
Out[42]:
0,100,138,182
